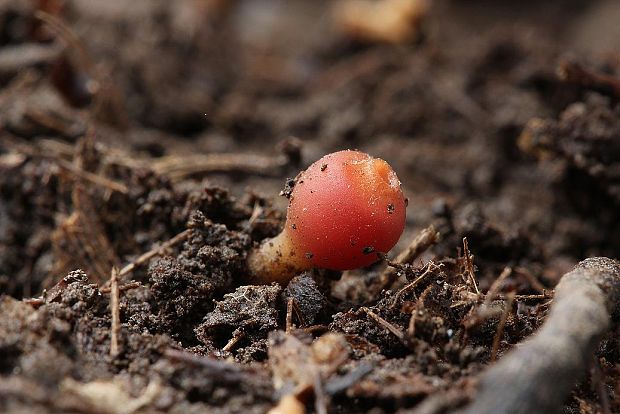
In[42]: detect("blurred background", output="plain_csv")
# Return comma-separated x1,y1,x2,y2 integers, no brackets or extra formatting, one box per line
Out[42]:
3,0,620,298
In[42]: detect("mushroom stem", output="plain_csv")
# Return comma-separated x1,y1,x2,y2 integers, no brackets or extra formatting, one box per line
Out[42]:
247,230,308,285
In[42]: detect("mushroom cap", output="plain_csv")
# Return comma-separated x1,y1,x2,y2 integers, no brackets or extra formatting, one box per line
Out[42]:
286,150,406,270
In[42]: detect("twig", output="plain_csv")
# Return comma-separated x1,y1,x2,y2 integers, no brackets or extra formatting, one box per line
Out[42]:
109,267,121,357
408,308,419,338
391,225,440,268
483,267,512,308
24,107,80,136
379,225,439,287
57,159,129,194
3,138,128,194
459,257,620,414
513,266,547,293
286,298,294,333
285,298,307,333
391,261,441,307
490,293,513,362
497,292,552,301
118,229,191,278
222,331,245,353
292,300,306,329
361,307,406,343
247,201,263,230
450,291,552,309
408,284,435,337
152,153,290,181
462,238,480,295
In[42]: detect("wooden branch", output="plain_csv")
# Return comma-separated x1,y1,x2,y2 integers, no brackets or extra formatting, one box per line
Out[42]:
459,257,620,414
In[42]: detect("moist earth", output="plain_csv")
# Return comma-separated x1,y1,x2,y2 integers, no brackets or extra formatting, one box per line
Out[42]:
1,1,619,413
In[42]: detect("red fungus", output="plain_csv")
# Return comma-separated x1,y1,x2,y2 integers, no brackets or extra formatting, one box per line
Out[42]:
248,150,406,284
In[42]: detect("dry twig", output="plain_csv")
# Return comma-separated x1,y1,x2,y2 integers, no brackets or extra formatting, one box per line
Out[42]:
57,159,129,194
497,292,552,301
514,266,547,293
379,224,440,288
490,293,513,362
152,152,290,181
361,307,406,344
286,298,294,334
118,229,191,278
462,238,480,295
3,137,129,194
391,261,441,307
483,267,512,308
222,330,246,353
459,257,620,414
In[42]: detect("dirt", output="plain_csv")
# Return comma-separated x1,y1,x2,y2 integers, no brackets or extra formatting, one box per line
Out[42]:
1,0,619,413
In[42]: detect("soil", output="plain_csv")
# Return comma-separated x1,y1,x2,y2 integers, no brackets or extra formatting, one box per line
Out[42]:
1,0,619,413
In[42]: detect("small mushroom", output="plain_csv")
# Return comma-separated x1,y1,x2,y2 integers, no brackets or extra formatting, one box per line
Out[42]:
248,150,407,284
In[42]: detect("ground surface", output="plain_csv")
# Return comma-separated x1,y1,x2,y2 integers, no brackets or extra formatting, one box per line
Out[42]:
1,0,619,413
